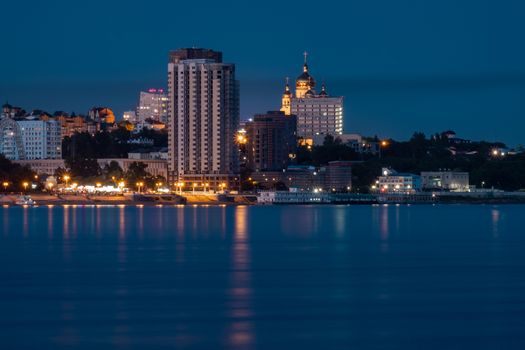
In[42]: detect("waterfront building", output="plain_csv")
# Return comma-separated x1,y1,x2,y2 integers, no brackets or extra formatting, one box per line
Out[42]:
280,53,344,140
245,111,297,172
167,48,240,189
0,116,61,160
376,168,421,193
420,171,469,191
251,161,353,192
137,89,168,123
322,161,353,191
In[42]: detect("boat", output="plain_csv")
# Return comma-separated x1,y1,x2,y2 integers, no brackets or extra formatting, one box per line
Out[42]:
15,196,37,206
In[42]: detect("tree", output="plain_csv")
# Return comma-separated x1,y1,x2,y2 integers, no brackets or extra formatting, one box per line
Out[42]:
103,161,124,181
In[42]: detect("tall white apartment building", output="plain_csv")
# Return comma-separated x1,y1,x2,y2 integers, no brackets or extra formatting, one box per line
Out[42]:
137,89,168,123
167,48,240,188
0,117,61,160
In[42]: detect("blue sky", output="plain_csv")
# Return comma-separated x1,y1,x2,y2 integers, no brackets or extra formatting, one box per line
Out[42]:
1,0,524,145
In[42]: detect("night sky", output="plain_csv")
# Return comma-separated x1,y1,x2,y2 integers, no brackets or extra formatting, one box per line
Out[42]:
1,0,524,145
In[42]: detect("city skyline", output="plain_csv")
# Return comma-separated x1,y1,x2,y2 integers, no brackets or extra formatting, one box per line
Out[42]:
2,0,525,145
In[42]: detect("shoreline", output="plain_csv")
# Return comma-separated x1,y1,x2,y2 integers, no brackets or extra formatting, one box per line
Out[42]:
2,193,525,207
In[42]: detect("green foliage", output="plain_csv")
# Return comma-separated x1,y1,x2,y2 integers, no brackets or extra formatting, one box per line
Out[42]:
0,155,36,192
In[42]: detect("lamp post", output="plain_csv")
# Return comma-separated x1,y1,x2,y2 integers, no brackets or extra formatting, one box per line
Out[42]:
2,181,8,192
22,182,29,193
63,175,70,187
192,183,197,194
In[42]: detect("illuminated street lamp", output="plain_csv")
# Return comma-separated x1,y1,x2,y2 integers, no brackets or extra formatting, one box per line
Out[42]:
136,181,144,193
22,181,29,192
63,174,70,187
2,181,9,192
192,183,197,194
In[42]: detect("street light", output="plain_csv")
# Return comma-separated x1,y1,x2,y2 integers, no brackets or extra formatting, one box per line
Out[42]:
136,181,144,193
63,175,70,187
192,183,197,194
2,181,9,192
22,181,29,192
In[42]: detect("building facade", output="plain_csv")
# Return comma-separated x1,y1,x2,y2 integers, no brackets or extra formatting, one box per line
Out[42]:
0,117,61,160
280,54,344,139
245,111,297,172
167,48,240,189
420,171,469,191
137,89,168,123
376,168,421,193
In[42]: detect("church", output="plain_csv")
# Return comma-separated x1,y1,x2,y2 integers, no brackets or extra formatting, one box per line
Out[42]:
280,53,344,141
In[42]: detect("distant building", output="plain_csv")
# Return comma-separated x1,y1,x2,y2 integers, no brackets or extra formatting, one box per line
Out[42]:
123,111,137,123
128,147,168,160
376,168,421,193
280,53,343,139
251,161,353,192
137,89,168,123
245,111,297,172
167,48,240,189
323,161,352,191
40,114,100,139
14,158,168,178
0,116,61,160
420,171,469,191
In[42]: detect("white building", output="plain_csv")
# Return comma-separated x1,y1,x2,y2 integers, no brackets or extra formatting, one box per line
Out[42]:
0,117,61,160
137,89,168,123
123,111,137,122
421,171,469,191
167,48,240,188
376,168,421,193
281,54,343,139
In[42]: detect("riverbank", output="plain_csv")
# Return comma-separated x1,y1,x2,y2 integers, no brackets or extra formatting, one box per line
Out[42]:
0,193,257,206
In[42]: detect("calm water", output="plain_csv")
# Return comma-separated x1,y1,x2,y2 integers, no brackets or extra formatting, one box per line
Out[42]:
1,204,525,349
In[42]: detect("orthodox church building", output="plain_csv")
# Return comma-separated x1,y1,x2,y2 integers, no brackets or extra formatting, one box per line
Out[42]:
280,53,343,140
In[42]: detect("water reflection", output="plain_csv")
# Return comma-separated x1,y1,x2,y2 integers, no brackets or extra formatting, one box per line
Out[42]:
227,206,255,348
491,208,500,239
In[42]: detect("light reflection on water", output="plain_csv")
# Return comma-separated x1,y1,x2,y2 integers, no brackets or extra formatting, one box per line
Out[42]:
0,204,524,349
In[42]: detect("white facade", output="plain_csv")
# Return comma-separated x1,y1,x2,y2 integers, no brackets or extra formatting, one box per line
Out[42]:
137,90,168,123
376,168,421,193
167,50,239,183
0,117,61,160
421,171,469,191
291,96,343,138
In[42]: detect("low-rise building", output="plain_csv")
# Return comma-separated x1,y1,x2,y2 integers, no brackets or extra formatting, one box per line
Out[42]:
376,168,421,193
420,171,469,191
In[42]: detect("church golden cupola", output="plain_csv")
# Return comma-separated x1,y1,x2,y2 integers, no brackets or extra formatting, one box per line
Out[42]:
295,51,315,98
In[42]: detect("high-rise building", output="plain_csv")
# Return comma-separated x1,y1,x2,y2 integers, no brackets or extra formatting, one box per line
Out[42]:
280,53,344,140
137,89,168,123
0,116,61,160
245,111,297,172
167,48,240,189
